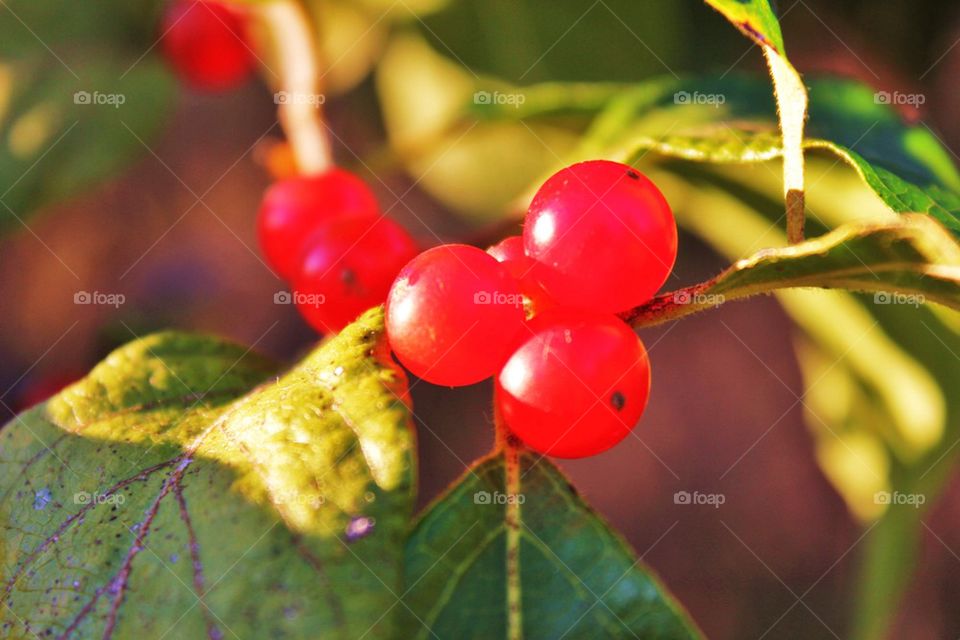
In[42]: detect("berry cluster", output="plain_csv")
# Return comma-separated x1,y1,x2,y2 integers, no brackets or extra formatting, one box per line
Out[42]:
161,0,255,92
258,169,419,332
386,160,678,458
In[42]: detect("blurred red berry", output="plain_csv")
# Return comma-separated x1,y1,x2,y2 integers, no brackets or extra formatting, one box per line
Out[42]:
293,216,418,333
161,0,255,91
257,169,380,280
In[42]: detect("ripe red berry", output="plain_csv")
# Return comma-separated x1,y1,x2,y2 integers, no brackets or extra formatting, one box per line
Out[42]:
523,160,677,313
257,170,381,280
293,216,418,333
161,0,255,91
486,235,526,265
497,310,651,458
487,236,556,317
386,244,526,387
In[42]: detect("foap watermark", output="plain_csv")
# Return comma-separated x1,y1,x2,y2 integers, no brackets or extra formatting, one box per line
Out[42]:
474,290,523,307
74,491,125,506
674,490,725,508
74,291,125,308
474,490,525,505
673,290,725,307
874,91,925,107
873,291,924,308
473,90,526,108
274,91,326,106
874,491,925,508
274,291,326,307
74,90,126,109
674,91,726,108
272,491,325,509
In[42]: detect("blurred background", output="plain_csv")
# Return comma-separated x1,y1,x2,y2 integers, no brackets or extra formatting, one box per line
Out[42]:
2,0,960,638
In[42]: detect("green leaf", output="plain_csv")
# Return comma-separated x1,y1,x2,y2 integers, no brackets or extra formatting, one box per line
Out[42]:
0,308,415,638
626,214,960,325
402,452,701,640
0,0,175,230
579,75,960,234
702,0,785,54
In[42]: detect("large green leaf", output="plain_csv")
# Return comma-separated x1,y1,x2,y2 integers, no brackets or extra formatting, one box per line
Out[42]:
0,308,415,638
625,213,960,326
402,452,701,640
0,0,175,229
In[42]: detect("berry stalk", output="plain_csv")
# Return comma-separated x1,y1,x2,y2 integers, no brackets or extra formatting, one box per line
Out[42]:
258,0,332,174
496,392,524,640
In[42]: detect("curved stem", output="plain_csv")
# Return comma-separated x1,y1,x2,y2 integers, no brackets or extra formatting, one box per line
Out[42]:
259,0,332,174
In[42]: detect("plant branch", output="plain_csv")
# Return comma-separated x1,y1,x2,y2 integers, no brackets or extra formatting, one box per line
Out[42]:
259,0,332,174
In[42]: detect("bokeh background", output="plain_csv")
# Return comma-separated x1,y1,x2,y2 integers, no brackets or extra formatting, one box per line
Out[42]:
2,1,960,638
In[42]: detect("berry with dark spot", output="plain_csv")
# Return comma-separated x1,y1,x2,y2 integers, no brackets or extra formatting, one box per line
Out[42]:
524,159,677,313
496,310,651,458
293,216,418,333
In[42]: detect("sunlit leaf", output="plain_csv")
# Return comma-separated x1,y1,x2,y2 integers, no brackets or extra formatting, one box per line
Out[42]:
0,308,415,637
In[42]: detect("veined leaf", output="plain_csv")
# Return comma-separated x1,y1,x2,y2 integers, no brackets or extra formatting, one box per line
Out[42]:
0,308,415,638
402,452,701,640
625,214,960,326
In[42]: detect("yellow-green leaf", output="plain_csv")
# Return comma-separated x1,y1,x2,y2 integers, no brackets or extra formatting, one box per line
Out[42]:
0,308,415,638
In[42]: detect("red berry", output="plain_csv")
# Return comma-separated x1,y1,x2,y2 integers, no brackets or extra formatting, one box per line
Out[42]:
523,160,677,313
386,244,526,387
486,235,526,265
293,216,418,333
497,310,651,458
161,0,255,91
258,170,380,280
487,236,557,317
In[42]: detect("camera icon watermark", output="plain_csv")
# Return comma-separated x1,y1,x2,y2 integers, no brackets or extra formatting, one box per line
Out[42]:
673,91,726,108
74,291,125,308
274,291,326,307
74,491,125,506
873,291,924,308
274,91,326,106
73,90,126,109
473,90,527,108
874,91,925,107
473,290,524,307
873,491,925,508
673,290,725,306
673,490,725,508
473,490,525,505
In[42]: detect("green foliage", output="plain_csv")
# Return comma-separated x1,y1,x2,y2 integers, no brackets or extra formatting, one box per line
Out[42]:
402,453,701,640
702,0,785,53
0,0,175,231
576,75,960,232
0,308,415,638
628,214,960,324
